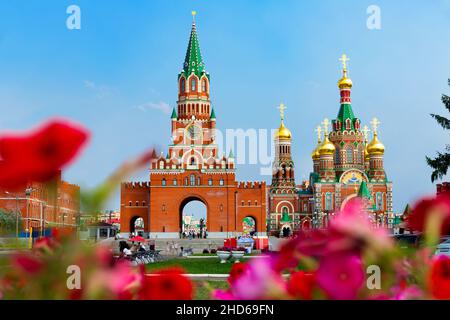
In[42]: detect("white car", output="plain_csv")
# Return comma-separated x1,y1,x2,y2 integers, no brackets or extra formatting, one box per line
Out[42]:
435,238,450,256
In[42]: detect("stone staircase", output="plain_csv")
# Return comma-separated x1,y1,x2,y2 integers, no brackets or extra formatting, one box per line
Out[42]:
154,238,225,255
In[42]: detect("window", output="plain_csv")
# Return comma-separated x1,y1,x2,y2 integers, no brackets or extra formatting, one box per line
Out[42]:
173,179,178,186
208,178,213,186
248,200,251,206
142,201,146,206
197,177,201,185
219,178,224,186
325,192,333,211
202,79,207,92
346,146,353,164
346,119,352,130
191,78,196,91
162,205,166,212
190,174,195,186
376,192,384,210
185,178,188,186
136,201,139,207
128,201,132,206
190,158,196,165
162,178,166,186
159,161,164,169
255,200,258,206
180,78,185,93
335,148,341,164
241,201,245,206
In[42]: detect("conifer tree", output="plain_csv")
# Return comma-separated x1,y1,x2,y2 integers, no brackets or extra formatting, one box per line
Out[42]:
427,79,450,182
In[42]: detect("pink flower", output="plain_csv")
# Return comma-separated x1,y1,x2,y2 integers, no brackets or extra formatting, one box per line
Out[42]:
391,285,423,300
212,289,236,300
231,256,286,300
316,252,365,300
329,198,393,254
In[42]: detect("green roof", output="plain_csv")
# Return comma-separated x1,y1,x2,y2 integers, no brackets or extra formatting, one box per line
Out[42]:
333,103,359,132
357,181,371,199
171,107,178,119
210,108,216,119
179,21,206,79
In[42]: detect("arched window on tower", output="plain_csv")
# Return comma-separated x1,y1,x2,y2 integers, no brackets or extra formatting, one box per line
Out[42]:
335,147,341,164
346,146,354,164
191,78,197,92
202,79,207,92
325,192,333,211
180,78,185,93
190,174,195,186
162,178,166,186
376,192,384,211
346,119,352,130
282,165,287,179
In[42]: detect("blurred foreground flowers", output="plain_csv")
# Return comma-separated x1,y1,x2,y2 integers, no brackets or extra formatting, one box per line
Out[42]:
1,119,450,300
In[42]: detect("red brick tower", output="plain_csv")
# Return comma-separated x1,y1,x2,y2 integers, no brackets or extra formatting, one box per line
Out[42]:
268,105,300,237
120,13,267,239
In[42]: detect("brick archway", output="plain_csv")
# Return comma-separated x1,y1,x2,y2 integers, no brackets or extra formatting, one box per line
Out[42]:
129,215,145,234
179,195,209,231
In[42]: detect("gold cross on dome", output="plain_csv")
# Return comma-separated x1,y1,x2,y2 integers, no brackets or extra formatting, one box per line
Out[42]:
315,125,323,142
322,118,330,136
339,54,350,71
362,125,370,141
370,118,381,134
277,103,287,121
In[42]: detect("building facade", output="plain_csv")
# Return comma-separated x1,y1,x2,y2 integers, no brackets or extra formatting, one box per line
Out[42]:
268,55,394,236
0,171,80,234
120,16,267,239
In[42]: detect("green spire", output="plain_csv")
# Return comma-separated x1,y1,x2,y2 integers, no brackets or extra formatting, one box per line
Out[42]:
180,18,206,79
171,107,178,119
357,181,371,199
210,108,216,120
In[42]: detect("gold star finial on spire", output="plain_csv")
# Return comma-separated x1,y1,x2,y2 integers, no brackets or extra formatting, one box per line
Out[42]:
362,125,370,142
192,11,197,21
315,125,323,143
339,54,350,71
370,118,381,134
277,103,287,121
322,118,330,136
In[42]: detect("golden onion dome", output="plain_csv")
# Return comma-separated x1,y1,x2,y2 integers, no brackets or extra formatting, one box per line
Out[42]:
311,144,321,161
367,133,385,155
364,145,370,161
338,75,353,89
318,135,335,155
276,121,292,140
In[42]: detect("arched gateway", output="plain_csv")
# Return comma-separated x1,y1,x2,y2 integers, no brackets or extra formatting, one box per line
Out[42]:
120,18,266,239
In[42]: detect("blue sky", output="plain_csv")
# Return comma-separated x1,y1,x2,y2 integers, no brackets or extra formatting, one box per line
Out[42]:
0,0,450,213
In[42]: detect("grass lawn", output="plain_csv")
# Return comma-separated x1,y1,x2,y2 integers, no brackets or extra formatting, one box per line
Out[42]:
194,281,228,300
146,257,237,274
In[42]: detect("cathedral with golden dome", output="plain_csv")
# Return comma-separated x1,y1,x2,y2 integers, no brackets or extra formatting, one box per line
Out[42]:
268,54,393,237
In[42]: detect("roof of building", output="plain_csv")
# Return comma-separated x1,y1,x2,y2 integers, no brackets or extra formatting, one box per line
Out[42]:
179,18,207,80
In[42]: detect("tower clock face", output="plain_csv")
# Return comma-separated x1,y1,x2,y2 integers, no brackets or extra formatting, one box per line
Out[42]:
186,125,202,141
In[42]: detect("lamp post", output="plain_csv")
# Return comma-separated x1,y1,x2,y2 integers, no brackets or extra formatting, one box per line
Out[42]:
24,187,34,234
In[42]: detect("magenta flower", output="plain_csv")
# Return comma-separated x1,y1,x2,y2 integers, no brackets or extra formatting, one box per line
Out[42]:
212,289,236,300
316,252,365,300
231,256,286,300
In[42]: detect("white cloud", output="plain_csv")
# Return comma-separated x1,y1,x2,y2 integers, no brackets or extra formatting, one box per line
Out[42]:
83,80,114,99
135,101,172,115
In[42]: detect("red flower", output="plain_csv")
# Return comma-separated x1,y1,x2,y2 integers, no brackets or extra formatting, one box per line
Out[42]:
0,119,89,189
429,255,450,299
11,254,44,274
228,262,248,285
408,194,450,235
139,268,193,300
287,271,316,300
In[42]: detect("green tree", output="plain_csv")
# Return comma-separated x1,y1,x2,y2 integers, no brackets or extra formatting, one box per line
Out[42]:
0,209,22,235
427,79,450,182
